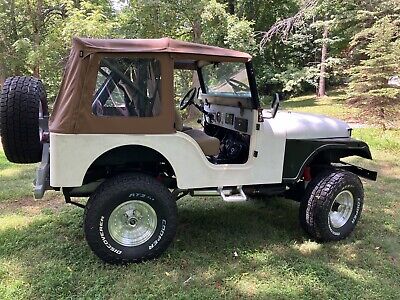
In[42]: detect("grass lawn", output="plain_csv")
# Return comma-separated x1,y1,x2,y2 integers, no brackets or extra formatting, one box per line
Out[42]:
280,89,361,122
0,93,399,299
280,89,400,128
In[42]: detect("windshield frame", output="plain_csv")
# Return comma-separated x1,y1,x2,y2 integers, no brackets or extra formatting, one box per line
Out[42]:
198,61,260,109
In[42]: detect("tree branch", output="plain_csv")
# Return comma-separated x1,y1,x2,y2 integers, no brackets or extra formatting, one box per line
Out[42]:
258,0,318,49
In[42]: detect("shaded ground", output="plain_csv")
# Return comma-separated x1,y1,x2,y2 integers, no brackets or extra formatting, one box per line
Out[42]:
0,92,399,299
0,195,64,216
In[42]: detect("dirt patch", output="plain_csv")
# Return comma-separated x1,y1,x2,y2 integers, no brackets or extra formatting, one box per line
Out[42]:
0,195,65,216
378,161,400,179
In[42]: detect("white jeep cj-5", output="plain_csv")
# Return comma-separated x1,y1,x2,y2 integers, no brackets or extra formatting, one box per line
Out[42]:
0,37,377,263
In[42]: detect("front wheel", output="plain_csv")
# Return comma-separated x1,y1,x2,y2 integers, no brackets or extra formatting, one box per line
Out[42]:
299,170,364,241
84,173,177,264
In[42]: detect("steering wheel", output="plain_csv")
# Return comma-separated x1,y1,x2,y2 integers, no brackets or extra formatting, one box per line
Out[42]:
179,87,198,110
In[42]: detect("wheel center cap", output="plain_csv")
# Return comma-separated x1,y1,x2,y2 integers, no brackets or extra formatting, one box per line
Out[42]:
109,200,158,247
128,217,137,227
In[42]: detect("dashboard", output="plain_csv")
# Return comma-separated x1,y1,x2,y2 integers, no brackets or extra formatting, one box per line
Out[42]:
203,103,254,135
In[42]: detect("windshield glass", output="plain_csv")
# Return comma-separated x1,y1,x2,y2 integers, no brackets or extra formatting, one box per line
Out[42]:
202,62,251,97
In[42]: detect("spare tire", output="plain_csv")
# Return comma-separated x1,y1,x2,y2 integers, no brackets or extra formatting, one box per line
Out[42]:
0,76,48,163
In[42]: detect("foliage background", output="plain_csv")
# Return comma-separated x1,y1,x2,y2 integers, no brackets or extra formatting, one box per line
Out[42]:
0,0,399,123
0,2,399,298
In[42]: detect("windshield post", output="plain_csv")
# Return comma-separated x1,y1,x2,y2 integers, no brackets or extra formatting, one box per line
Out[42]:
197,66,207,94
245,62,260,109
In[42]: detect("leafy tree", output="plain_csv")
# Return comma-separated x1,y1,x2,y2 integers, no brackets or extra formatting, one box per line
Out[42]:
0,0,398,114
201,0,255,52
0,0,114,100
347,16,400,125
41,1,114,99
257,0,359,97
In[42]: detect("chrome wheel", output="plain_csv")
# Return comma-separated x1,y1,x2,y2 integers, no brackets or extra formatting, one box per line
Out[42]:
108,200,157,247
329,190,354,229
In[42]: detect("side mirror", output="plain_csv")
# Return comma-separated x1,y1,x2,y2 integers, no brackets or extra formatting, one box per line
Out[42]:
270,93,280,118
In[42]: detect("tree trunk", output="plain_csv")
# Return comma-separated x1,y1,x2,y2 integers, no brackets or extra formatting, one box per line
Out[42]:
32,0,43,77
187,19,202,121
9,0,19,74
9,0,18,41
227,0,235,14
317,25,329,98
0,62,5,86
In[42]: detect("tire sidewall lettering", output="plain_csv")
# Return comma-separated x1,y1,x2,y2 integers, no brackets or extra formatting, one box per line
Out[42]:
99,216,122,255
149,219,167,250
129,192,155,201
351,198,361,224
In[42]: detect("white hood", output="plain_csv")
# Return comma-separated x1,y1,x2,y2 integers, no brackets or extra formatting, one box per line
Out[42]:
265,110,351,139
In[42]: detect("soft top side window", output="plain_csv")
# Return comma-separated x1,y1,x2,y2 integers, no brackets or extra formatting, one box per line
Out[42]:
92,57,161,117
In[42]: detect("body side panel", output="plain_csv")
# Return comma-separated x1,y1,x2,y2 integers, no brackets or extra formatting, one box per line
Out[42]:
50,111,286,188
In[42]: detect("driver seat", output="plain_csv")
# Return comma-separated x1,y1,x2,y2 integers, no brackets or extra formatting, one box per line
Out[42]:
174,109,220,156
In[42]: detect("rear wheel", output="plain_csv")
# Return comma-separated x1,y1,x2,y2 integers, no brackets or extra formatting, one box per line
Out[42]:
0,76,48,163
299,170,364,241
84,173,178,264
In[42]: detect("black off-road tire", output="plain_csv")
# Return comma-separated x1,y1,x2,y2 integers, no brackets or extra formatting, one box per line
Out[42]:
299,170,364,241
0,76,48,163
84,173,178,264
298,169,333,235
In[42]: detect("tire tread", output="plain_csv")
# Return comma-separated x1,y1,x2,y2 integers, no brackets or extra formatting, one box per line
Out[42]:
0,76,47,163
299,169,363,241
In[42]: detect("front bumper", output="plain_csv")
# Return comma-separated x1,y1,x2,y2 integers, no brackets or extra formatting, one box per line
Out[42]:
335,161,377,181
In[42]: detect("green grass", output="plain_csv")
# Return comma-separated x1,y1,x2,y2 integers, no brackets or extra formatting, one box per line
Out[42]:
0,94,399,299
277,89,400,128
278,89,361,121
352,128,400,152
0,151,36,202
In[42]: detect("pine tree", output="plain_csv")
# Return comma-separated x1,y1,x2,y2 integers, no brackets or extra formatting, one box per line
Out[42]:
348,16,400,126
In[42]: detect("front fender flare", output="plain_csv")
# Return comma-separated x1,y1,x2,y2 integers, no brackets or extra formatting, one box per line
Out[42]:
282,138,374,182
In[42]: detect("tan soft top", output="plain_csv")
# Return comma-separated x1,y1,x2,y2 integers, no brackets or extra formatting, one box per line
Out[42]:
49,37,252,134
74,37,252,60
